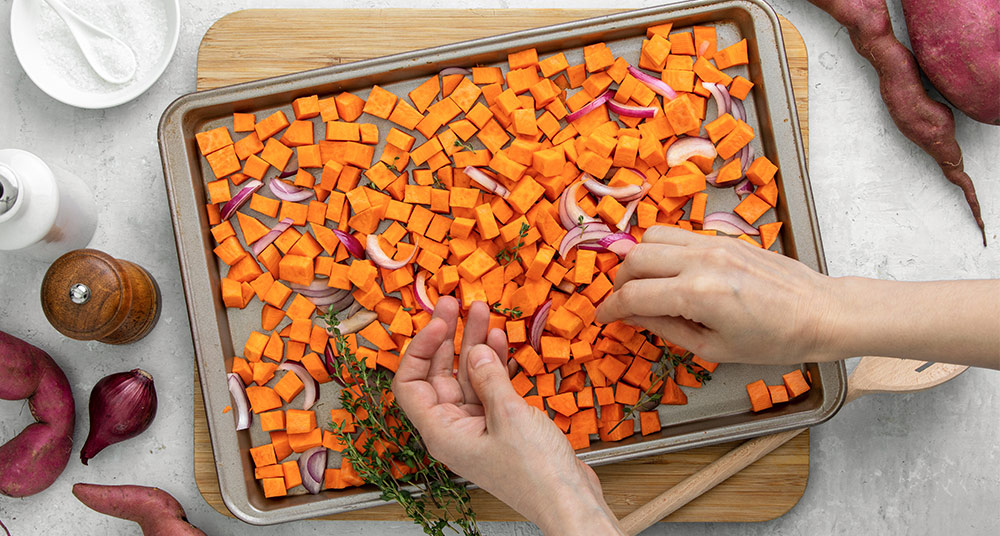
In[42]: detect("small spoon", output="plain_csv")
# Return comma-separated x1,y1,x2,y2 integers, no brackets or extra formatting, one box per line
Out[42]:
42,0,137,84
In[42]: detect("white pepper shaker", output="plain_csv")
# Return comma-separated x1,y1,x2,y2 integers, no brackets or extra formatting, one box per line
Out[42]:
0,148,97,261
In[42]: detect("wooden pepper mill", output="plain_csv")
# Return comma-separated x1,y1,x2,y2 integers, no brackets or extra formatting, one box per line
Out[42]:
41,249,161,345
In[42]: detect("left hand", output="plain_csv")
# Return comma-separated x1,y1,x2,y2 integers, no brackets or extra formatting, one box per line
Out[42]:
392,297,621,535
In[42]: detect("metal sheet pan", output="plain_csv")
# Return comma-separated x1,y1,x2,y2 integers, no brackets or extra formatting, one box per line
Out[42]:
159,0,846,525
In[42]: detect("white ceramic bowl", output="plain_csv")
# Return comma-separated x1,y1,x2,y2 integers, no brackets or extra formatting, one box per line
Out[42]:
10,0,180,109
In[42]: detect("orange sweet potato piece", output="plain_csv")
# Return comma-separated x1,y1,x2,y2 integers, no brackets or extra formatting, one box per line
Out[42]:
746,379,773,412
782,369,811,398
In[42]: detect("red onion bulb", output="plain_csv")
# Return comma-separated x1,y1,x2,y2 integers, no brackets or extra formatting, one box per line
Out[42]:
80,369,157,465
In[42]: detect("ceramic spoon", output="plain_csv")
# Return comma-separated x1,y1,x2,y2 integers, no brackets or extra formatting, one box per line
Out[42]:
619,357,968,535
41,0,137,84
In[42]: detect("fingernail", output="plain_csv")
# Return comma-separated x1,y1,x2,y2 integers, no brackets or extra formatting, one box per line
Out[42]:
470,345,494,369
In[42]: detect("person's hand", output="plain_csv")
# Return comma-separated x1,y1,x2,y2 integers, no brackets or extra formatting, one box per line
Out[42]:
595,226,843,365
393,297,622,535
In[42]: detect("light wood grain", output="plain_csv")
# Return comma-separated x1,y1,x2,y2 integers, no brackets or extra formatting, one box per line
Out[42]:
194,9,811,523
619,357,966,534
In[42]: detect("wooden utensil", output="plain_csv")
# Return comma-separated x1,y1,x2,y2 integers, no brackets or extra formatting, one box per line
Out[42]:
619,357,968,535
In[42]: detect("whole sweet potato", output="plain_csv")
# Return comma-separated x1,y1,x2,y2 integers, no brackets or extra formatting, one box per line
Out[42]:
0,330,75,497
809,0,986,244
72,483,207,535
902,0,1000,125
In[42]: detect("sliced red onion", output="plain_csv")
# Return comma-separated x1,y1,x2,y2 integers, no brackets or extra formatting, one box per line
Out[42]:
464,166,510,199
706,149,753,188
414,271,434,313
703,212,760,236
226,373,251,431
333,230,365,259
290,279,339,298
345,301,363,318
312,290,354,310
735,178,755,199
703,82,731,118
599,233,638,257
322,343,347,387
666,137,717,167
251,217,294,257
299,446,327,494
278,168,298,179
277,362,318,410
628,66,677,100
528,299,553,352
557,223,612,258
739,145,753,175
607,99,658,119
268,179,314,202
706,169,724,187
558,179,600,230
617,197,641,231
582,179,644,200
626,168,647,181
618,182,652,203
220,180,262,221
566,90,611,123
366,234,419,270
732,99,747,122
440,67,471,77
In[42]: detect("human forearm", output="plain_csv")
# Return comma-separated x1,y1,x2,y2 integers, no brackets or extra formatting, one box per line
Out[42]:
532,482,623,536
825,278,1000,369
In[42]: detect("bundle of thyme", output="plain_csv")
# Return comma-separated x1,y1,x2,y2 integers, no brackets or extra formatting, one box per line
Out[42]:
324,314,480,535
609,346,712,434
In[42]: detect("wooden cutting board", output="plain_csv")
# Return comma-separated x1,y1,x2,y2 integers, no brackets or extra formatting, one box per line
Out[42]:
194,9,811,523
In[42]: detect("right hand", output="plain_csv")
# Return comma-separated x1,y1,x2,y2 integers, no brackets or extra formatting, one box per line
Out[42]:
595,226,844,365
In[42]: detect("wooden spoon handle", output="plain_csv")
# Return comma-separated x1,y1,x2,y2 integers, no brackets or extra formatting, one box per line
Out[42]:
620,427,806,535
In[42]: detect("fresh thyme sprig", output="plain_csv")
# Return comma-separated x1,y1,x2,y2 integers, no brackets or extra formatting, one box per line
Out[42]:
491,304,523,318
453,139,475,151
324,317,480,535
432,174,447,190
387,155,402,173
669,351,713,384
495,222,530,266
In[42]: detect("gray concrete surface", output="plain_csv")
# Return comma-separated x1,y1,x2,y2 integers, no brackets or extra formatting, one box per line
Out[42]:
1,0,998,534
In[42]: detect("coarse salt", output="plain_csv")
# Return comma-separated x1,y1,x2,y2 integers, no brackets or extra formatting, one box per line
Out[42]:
36,0,168,93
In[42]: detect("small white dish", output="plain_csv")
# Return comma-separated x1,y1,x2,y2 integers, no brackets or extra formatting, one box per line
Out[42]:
10,0,180,109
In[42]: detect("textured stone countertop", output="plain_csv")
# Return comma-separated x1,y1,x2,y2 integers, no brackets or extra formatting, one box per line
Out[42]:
1,0,997,534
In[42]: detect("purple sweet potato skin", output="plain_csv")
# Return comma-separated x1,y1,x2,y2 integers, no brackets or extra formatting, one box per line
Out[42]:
902,0,1000,125
0,331,75,497
73,483,208,536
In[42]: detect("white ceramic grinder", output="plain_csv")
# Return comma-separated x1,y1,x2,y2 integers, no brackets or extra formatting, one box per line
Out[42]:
0,148,97,261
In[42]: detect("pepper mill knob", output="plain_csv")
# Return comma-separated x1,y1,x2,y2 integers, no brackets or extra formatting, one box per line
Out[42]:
41,249,161,345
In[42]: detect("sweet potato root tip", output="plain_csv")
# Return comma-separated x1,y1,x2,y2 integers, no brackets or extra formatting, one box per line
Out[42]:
809,0,986,244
